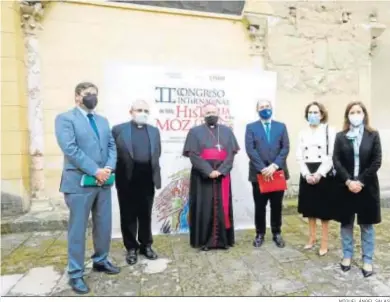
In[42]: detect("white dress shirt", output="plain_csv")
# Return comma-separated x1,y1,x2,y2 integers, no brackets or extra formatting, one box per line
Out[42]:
296,123,336,177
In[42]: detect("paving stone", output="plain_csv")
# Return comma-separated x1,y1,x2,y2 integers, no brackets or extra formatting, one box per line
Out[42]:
140,266,182,296
1,232,61,275
265,244,308,263
0,274,24,296
308,282,350,296
244,281,271,296
94,267,141,296
215,269,262,296
1,233,31,259
8,266,62,296
140,258,171,274
266,278,307,296
180,268,227,296
206,252,249,272
241,253,285,285
2,210,390,296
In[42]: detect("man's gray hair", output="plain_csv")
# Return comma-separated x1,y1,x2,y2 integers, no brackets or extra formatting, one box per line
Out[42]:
131,99,150,110
256,99,272,108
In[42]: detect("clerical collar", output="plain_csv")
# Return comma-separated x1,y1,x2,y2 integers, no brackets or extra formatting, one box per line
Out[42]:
131,120,145,129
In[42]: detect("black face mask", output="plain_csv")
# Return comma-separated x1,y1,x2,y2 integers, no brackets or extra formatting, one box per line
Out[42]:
205,115,219,126
82,94,98,110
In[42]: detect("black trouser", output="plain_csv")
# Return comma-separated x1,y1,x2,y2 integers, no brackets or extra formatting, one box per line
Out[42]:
251,182,284,236
118,163,155,250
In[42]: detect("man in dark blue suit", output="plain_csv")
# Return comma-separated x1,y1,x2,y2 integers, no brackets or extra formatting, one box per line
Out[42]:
245,99,290,248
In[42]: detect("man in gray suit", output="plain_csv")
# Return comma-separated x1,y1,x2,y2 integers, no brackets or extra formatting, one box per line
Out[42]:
55,82,120,294
112,99,161,265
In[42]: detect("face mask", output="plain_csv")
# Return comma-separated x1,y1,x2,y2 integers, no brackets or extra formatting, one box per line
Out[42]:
133,112,148,125
205,115,218,126
259,109,272,120
82,94,98,110
349,114,364,127
308,113,321,126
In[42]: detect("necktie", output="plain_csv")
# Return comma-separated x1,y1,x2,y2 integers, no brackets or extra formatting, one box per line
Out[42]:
265,122,271,142
87,113,100,139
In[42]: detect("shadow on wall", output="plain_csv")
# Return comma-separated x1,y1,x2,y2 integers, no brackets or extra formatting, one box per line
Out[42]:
1,191,24,218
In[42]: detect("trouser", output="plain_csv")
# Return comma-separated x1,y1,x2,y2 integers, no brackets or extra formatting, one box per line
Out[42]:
341,214,375,264
65,187,112,279
118,163,155,250
251,182,284,236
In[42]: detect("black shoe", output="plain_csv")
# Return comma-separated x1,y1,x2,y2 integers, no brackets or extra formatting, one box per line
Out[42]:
93,261,120,274
340,263,351,272
273,234,285,248
140,246,158,260
253,234,265,248
126,249,138,265
362,269,374,278
68,277,89,294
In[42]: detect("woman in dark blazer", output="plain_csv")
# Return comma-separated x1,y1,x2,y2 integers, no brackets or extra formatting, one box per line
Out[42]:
333,101,382,278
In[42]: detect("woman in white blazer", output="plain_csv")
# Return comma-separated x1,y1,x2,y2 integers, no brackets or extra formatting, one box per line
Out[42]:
296,101,336,256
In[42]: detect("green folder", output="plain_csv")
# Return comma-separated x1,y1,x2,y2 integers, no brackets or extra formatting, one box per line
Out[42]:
80,173,115,187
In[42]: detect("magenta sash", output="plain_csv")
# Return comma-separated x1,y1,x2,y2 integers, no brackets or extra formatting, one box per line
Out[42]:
200,148,231,229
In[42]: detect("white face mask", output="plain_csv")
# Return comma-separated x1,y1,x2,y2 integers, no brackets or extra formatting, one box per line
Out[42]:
348,114,364,127
133,112,148,125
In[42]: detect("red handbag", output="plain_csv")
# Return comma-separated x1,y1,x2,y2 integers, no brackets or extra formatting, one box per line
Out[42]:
257,170,287,193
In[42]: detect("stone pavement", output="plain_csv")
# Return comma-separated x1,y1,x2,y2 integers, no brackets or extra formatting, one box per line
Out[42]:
1,211,390,297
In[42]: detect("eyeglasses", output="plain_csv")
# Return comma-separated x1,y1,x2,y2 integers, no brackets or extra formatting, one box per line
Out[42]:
134,109,149,114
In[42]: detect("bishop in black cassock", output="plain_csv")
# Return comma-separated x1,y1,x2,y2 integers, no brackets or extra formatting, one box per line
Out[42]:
182,103,239,251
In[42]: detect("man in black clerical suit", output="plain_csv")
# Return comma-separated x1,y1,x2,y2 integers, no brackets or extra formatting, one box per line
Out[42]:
112,99,161,265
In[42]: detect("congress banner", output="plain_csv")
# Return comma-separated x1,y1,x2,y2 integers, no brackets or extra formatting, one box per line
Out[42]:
102,63,277,238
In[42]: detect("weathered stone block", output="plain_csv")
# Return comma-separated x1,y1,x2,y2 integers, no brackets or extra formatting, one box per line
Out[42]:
298,21,339,39
1,191,24,218
268,35,313,66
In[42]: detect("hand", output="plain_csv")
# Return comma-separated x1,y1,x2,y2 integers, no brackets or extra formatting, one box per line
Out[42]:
306,175,315,185
209,171,221,179
313,173,322,184
347,181,362,194
261,165,276,179
96,179,105,186
96,168,111,183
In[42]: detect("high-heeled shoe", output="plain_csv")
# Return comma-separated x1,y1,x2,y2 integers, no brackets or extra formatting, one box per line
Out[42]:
304,240,316,250
318,249,328,256
340,258,351,272
361,263,374,278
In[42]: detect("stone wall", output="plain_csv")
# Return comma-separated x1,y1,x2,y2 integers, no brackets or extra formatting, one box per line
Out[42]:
370,2,390,206
258,2,379,194
1,1,30,217
38,1,255,199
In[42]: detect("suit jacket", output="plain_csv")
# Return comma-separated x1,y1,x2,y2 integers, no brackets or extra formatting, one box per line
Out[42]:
332,129,382,225
245,120,290,182
112,122,162,190
55,107,117,193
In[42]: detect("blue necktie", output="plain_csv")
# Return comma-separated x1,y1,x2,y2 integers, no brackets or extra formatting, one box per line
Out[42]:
265,122,271,142
87,113,100,139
